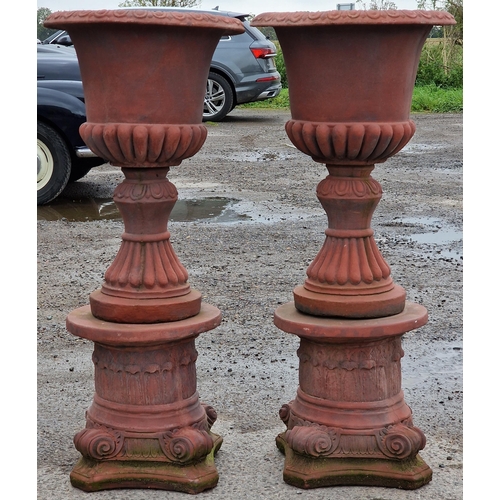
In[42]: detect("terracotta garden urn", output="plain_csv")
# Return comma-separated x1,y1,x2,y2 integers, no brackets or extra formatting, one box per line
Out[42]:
252,9,456,490
44,9,244,493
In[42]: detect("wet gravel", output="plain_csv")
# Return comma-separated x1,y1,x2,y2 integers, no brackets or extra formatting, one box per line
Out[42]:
37,109,463,499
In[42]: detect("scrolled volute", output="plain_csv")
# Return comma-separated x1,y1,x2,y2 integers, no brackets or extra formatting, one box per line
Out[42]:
285,425,339,457
73,427,124,460
160,427,213,464
378,423,426,459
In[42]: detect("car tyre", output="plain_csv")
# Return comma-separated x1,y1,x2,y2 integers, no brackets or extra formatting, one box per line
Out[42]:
203,72,233,122
68,157,104,183
37,121,72,205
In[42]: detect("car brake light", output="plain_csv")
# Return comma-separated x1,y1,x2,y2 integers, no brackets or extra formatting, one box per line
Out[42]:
250,47,276,59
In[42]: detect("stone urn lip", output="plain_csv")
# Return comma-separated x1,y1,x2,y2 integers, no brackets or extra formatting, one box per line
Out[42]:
252,9,456,27
44,8,245,35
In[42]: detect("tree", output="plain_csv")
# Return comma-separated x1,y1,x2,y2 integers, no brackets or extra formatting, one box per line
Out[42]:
355,0,397,9
442,1,463,46
417,1,462,47
118,0,201,7
416,0,463,80
37,7,56,41
417,0,441,9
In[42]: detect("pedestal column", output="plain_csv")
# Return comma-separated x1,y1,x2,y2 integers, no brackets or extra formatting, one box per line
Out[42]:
252,9,456,490
274,303,430,489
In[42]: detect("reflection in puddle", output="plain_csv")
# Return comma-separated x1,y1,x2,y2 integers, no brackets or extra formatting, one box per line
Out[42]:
37,197,250,223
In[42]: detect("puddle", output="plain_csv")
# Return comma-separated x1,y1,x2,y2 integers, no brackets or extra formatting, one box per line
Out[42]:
37,197,250,223
386,216,463,259
410,228,462,245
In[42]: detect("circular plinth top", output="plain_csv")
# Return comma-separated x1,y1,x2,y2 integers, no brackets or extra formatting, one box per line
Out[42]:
252,9,456,27
66,303,222,346
45,8,245,34
274,301,427,342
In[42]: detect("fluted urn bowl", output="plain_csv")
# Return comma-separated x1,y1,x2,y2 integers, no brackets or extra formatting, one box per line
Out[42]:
45,9,244,167
253,10,456,318
254,9,455,164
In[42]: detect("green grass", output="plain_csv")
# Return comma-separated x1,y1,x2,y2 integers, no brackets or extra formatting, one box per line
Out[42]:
241,86,463,113
411,84,463,113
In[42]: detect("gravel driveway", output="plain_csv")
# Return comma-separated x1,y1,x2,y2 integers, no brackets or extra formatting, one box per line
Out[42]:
37,109,463,499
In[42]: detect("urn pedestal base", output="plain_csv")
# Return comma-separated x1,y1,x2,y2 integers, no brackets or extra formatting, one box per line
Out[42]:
66,304,223,493
70,437,222,494
274,302,430,490
276,435,431,490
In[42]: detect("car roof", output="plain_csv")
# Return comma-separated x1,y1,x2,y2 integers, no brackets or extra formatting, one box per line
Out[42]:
37,44,76,54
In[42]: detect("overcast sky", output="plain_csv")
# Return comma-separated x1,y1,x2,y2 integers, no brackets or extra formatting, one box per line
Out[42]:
37,0,421,15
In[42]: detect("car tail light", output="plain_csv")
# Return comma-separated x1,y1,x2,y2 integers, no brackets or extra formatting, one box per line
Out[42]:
250,47,276,59
256,75,280,82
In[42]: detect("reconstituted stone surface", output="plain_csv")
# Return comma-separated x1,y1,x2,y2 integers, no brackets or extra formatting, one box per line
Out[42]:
37,109,463,499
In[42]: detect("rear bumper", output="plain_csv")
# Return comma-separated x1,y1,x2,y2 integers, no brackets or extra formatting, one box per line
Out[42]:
75,146,98,158
235,78,282,105
256,85,282,101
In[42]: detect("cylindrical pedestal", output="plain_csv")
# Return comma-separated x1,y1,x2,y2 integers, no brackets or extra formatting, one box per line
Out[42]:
274,302,431,489
66,304,222,493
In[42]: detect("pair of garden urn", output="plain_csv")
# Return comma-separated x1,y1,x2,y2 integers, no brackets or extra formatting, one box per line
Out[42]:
44,7,455,494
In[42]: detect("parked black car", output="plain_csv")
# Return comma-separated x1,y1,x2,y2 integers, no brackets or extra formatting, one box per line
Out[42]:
37,51,106,205
41,8,282,122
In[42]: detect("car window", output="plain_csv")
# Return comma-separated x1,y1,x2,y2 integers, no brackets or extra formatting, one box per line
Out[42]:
244,20,268,41
225,28,254,44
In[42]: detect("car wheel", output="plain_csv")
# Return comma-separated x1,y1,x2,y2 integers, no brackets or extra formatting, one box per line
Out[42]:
203,72,234,122
37,121,72,205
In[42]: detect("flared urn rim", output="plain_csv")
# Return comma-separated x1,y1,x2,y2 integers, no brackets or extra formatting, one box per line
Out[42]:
252,9,456,27
44,8,245,33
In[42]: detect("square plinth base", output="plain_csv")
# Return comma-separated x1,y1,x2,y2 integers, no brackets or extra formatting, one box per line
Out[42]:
276,433,432,490
70,436,222,494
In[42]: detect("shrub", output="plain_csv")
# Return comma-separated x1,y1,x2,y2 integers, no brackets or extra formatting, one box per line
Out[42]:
275,47,288,89
416,41,463,89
